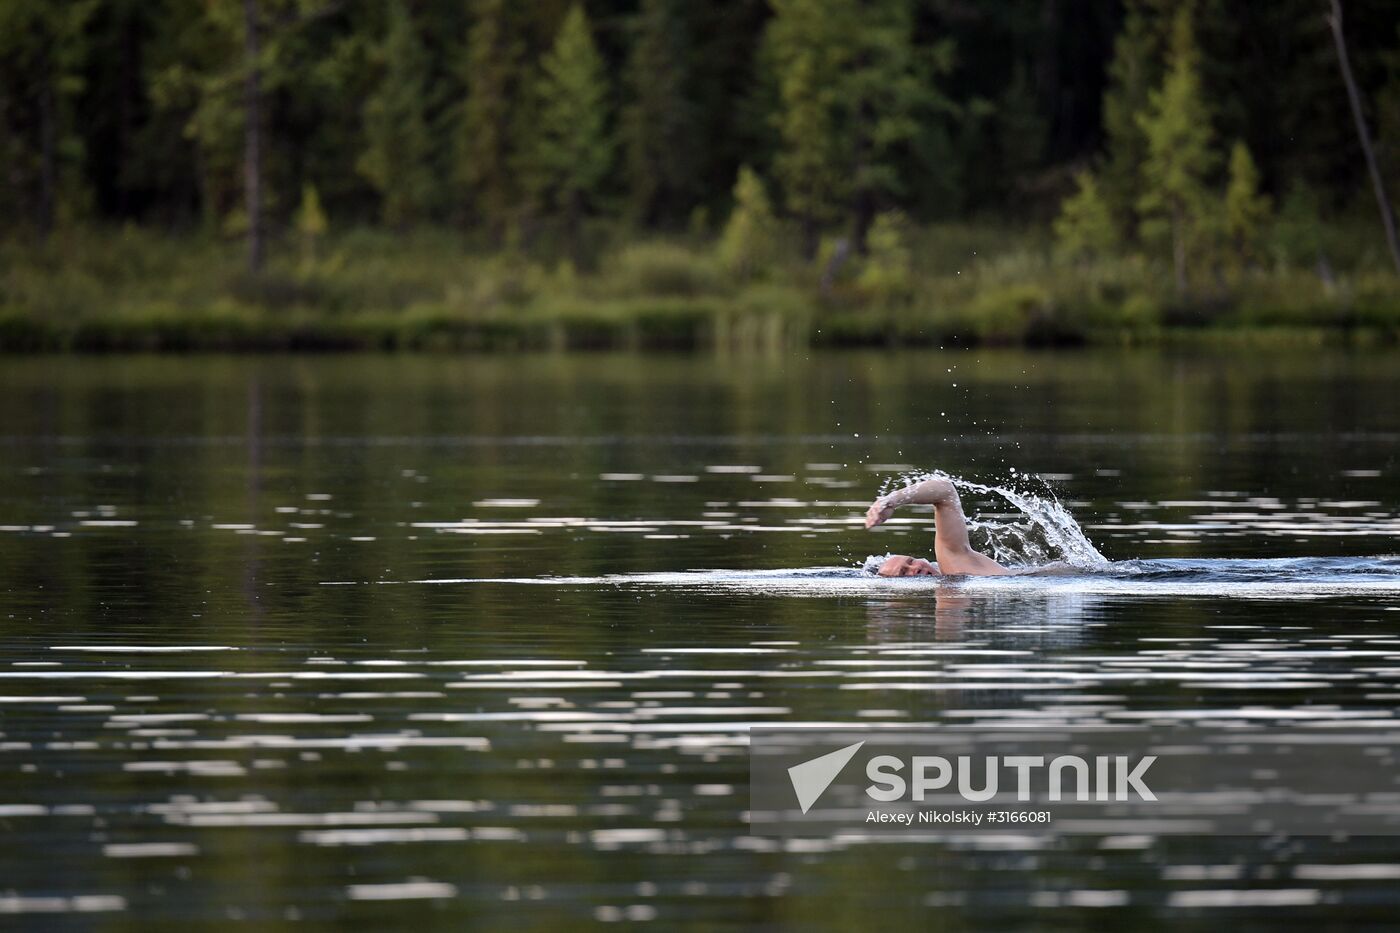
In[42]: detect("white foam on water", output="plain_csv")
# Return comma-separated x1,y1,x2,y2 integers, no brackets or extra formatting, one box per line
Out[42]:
375,559,1400,600
900,469,1110,570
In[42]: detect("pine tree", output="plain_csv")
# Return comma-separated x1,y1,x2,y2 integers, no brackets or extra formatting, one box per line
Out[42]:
357,2,435,227
1100,0,1167,236
456,0,521,238
0,0,96,235
524,4,613,238
717,165,778,278
1054,171,1117,262
842,0,944,252
765,0,851,259
625,0,698,227
766,0,946,257
149,0,341,267
1224,141,1270,265
146,1,246,237
1137,6,1214,293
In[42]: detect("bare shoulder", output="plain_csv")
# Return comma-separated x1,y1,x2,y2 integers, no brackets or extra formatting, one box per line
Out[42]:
940,549,1009,576
974,554,1012,576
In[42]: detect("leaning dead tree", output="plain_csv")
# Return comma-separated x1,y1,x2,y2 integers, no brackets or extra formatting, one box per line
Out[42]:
1327,0,1400,275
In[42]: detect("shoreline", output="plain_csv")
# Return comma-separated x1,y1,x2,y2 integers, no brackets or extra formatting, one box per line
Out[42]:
7,226,1399,353
1,313,1395,353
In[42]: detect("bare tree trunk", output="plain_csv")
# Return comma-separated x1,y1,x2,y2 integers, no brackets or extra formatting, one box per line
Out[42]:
1328,0,1400,275
243,0,264,273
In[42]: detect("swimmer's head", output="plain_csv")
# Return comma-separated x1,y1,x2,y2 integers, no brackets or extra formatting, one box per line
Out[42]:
875,555,938,577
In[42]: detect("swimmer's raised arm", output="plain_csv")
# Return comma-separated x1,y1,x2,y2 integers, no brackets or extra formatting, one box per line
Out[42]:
865,476,1007,576
863,476,959,525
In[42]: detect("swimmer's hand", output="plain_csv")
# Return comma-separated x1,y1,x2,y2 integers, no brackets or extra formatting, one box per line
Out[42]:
864,497,897,529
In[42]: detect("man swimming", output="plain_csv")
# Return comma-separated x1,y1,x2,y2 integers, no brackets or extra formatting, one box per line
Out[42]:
864,475,1010,577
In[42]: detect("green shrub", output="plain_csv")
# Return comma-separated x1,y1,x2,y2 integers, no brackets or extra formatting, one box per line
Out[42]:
858,211,914,307
455,255,546,312
717,166,778,279
1114,291,1162,330
2,218,1397,352
602,242,726,298
0,309,53,351
1053,171,1117,262
964,283,1055,343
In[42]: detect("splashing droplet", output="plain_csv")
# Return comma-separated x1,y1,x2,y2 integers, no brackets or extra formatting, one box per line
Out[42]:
890,470,1109,570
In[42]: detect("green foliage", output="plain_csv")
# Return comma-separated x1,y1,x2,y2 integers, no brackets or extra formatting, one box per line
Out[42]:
455,0,522,235
1136,6,1215,291
4,0,1398,263
1054,172,1117,262
296,183,328,266
602,243,725,299
841,0,948,240
148,2,243,229
1224,141,1271,263
625,0,699,226
7,221,1400,352
764,0,949,252
146,0,337,236
1101,0,1167,234
0,0,97,230
996,64,1048,188
1270,184,1326,269
764,0,851,242
858,211,913,304
8,0,1400,342
523,5,613,222
1196,0,1362,203
963,283,1053,342
717,166,779,279
357,2,435,227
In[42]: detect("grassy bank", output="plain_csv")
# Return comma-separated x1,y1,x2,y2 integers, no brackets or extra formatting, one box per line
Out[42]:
3,224,1399,352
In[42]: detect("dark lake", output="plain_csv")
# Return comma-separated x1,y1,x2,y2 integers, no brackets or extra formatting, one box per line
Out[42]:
2,348,1399,930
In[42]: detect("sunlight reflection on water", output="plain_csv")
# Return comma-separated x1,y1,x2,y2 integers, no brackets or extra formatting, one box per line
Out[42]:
2,351,1400,926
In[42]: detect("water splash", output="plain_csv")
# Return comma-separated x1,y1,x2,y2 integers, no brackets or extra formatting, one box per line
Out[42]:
885,470,1110,570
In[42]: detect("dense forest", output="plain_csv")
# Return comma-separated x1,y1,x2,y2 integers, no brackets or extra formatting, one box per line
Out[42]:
3,0,1400,350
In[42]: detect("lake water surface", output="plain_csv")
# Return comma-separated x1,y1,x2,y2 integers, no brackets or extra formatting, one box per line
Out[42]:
2,349,1399,930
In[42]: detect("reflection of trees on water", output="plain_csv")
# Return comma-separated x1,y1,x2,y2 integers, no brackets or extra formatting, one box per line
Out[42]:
861,587,1099,650
857,590,1099,719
